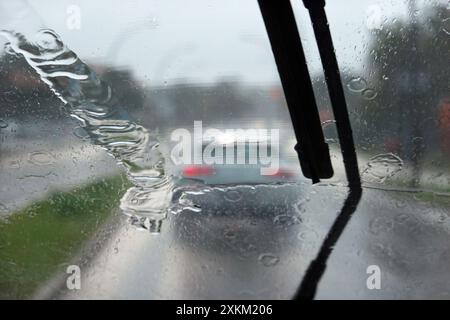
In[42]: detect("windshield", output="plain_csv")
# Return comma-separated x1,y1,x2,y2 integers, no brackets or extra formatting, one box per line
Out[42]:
0,0,449,300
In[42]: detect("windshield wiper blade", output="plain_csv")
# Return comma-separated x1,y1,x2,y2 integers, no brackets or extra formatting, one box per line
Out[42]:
258,0,333,183
302,0,361,188
258,0,362,300
295,0,362,300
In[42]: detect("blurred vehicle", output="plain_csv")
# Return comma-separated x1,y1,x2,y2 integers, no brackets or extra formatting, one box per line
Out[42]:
173,134,299,187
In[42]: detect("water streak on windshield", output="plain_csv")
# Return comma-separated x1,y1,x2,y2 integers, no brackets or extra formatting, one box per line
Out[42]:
1,29,174,233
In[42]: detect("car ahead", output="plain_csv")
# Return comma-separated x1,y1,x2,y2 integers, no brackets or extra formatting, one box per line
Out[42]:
172,135,300,187
169,133,303,255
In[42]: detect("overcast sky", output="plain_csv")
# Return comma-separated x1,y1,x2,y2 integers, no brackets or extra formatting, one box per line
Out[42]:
0,0,444,86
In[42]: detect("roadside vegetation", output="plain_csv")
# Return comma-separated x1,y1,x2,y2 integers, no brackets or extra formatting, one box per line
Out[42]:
0,174,130,299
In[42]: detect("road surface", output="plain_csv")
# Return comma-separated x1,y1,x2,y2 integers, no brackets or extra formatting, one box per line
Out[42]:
2,119,450,299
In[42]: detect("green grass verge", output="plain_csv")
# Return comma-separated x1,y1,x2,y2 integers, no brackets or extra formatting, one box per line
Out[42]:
0,175,131,299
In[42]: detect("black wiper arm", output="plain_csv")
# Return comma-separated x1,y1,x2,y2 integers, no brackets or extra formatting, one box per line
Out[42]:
295,0,362,299
302,0,361,187
258,0,363,300
258,0,333,183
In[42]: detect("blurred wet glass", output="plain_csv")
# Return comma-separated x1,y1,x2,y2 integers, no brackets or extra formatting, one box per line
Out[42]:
0,0,448,299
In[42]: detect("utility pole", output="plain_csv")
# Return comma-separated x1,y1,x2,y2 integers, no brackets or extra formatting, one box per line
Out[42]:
408,0,424,188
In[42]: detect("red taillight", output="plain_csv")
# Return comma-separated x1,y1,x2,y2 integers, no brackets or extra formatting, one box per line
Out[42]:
268,168,295,179
183,165,216,177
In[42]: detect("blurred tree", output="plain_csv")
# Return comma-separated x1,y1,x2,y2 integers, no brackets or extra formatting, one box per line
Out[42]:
0,54,145,121
360,1,449,185
0,53,62,120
